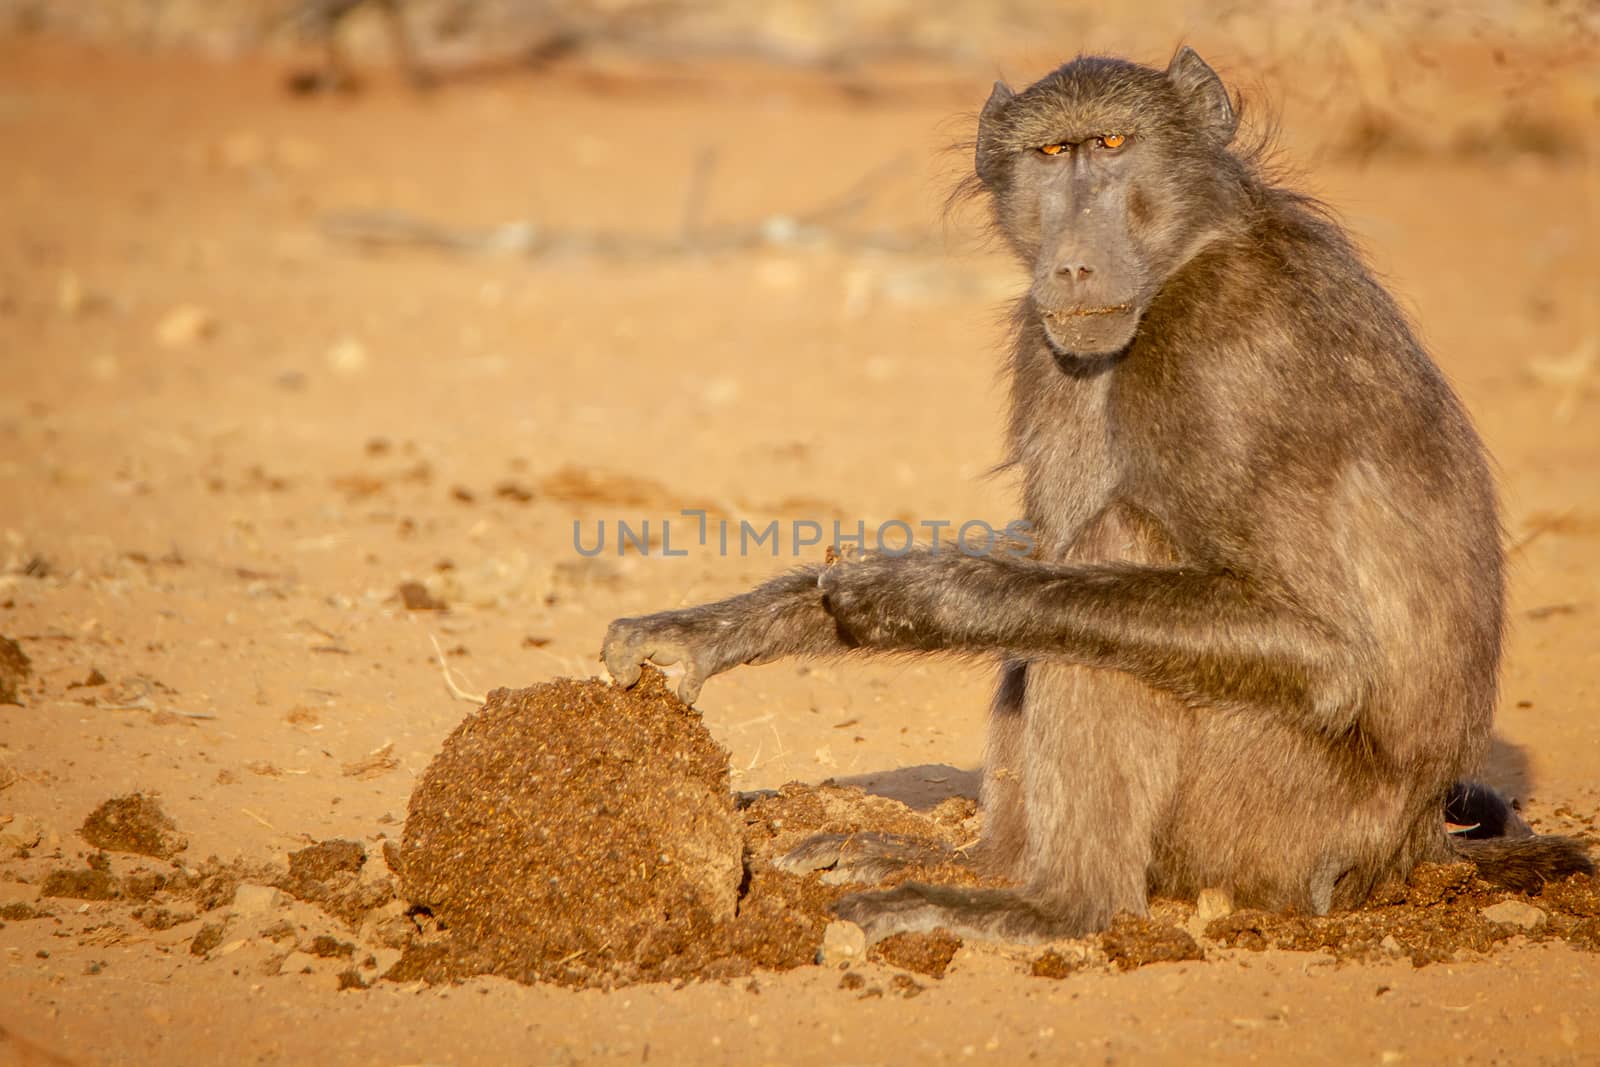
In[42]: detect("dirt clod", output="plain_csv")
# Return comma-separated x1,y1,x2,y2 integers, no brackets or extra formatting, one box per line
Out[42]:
281,839,391,926
396,581,446,611
190,922,225,956
393,669,987,989
871,929,962,978
41,867,121,901
306,935,355,959
135,907,195,931
1031,949,1085,979
80,794,188,859
397,668,745,987
1102,914,1205,970
0,636,30,705
888,973,925,998
1404,861,1479,907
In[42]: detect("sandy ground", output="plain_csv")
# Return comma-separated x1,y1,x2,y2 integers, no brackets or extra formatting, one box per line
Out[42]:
1,22,1598,1067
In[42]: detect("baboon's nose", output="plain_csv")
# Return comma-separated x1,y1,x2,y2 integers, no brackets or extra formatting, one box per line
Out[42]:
1055,262,1095,283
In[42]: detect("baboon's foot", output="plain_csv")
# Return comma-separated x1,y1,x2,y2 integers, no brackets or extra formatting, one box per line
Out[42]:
833,883,1094,944
775,831,953,885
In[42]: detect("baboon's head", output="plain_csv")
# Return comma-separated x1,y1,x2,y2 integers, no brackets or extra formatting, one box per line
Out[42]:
975,48,1245,358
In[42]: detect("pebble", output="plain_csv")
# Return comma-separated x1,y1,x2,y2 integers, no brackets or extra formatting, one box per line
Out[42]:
326,337,368,376
1196,887,1234,923
1480,900,1547,931
156,305,216,348
817,920,866,964
232,883,284,915
0,814,43,851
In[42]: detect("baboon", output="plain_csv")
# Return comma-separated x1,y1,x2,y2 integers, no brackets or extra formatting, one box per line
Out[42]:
602,48,1592,942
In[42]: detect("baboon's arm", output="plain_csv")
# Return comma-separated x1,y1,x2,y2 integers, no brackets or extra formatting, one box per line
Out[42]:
819,551,1368,733
602,565,848,703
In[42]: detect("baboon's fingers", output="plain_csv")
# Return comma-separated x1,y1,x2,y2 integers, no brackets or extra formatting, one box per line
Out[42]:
600,620,645,688
604,657,641,689
677,660,708,706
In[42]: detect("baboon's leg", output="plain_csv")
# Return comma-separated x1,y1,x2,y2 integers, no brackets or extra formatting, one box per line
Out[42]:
975,660,1029,878
836,661,1182,943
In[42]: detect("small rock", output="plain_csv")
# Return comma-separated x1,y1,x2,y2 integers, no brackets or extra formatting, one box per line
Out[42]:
0,814,43,851
0,635,31,705
326,337,368,376
41,867,120,901
305,934,356,959
232,883,284,915
1379,934,1404,957
396,581,446,612
818,920,867,964
1196,887,1234,923
156,305,217,348
190,921,226,957
80,794,188,859
1480,900,1547,931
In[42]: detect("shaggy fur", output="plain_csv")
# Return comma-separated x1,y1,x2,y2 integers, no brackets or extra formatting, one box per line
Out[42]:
602,48,1592,942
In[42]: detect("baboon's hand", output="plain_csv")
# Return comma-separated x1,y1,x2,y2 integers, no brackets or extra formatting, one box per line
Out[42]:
601,609,734,705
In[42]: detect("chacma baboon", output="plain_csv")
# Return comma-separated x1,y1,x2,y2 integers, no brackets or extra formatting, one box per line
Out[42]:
602,48,1592,942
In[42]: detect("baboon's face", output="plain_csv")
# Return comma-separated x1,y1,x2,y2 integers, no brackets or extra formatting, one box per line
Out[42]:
975,49,1241,358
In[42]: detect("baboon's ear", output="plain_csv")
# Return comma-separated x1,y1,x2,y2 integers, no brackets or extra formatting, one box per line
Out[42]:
1166,47,1238,144
975,80,1015,184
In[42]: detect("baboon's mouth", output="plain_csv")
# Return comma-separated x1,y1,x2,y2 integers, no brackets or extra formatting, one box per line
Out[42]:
1043,304,1134,321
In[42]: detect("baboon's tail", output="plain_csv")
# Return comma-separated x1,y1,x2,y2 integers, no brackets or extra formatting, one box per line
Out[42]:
1450,835,1594,892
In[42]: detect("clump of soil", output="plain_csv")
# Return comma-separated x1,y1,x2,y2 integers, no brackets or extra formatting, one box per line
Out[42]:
872,929,963,977
166,855,280,912
280,839,393,926
42,866,121,901
190,922,225,957
397,668,747,987
80,794,188,859
1102,914,1205,969
390,670,998,989
0,635,29,705
1199,862,1600,967
1031,948,1085,978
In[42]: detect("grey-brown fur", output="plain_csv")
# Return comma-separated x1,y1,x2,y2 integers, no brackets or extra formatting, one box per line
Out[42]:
602,47,1592,943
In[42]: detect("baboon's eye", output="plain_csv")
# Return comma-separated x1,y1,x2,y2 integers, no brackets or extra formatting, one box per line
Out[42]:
1038,143,1068,156
1097,134,1128,150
